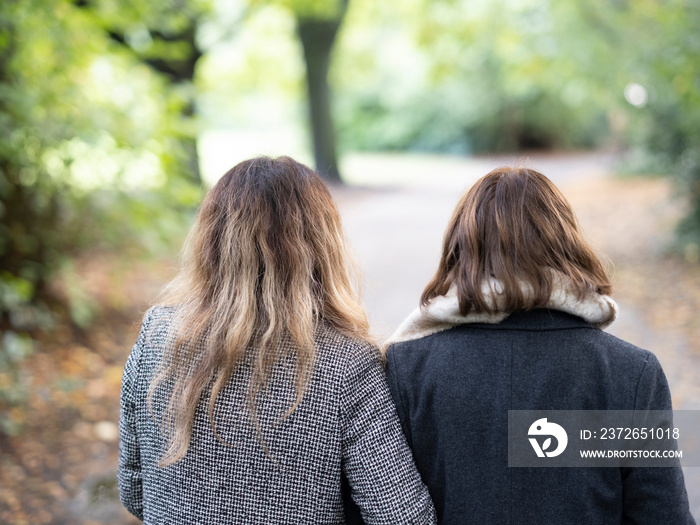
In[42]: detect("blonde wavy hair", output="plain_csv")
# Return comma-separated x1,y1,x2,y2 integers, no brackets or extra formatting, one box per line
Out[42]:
150,156,371,466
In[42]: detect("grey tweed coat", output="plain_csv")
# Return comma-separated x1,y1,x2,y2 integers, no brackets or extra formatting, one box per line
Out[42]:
118,306,437,524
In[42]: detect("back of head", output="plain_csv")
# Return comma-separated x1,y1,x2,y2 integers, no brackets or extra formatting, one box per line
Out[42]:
422,166,612,314
154,155,369,465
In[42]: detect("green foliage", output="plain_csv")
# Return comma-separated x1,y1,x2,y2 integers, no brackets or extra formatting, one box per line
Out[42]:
334,0,611,154
542,0,700,247
0,0,197,298
0,0,202,430
612,0,700,247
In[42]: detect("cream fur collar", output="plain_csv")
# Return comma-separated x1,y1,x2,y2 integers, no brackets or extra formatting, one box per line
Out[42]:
385,272,618,346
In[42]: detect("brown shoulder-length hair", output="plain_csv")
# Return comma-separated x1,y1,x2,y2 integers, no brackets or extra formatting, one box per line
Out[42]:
421,166,612,315
151,156,370,466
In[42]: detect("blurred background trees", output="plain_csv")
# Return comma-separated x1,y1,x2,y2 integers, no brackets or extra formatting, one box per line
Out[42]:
601,0,700,252
1,0,699,432
81,0,213,185
0,0,203,432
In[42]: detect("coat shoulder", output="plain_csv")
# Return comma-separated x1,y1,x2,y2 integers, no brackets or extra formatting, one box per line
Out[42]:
385,316,658,373
315,323,382,373
588,328,655,364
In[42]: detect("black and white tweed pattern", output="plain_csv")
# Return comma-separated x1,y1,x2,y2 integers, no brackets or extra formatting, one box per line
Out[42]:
119,306,437,524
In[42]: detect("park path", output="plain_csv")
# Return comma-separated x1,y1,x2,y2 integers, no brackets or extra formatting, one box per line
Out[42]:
333,149,700,519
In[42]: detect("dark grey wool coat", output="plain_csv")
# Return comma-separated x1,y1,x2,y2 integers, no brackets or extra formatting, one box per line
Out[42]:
118,306,437,524
385,309,695,525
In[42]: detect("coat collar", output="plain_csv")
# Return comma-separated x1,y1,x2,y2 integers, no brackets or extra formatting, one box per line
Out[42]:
385,271,618,346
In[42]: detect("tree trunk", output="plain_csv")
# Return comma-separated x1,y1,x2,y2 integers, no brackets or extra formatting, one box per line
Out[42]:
180,98,202,185
296,6,346,183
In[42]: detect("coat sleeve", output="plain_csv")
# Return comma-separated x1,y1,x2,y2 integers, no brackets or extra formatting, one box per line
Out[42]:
117,308,153,521
339,343,437,525
621,352,695,525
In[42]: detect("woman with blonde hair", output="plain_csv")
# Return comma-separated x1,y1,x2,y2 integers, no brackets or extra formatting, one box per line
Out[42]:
118,156,436,524
384,167,694,524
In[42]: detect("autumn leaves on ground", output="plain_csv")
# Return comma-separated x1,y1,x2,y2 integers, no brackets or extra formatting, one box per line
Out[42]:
0,256,172,524
1,164,699,524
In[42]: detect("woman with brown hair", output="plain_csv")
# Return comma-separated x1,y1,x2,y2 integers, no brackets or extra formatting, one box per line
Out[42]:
384,167,694,524
118,156,436,524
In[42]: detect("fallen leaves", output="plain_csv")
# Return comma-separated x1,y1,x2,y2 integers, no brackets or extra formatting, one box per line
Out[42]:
0,252,170,524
